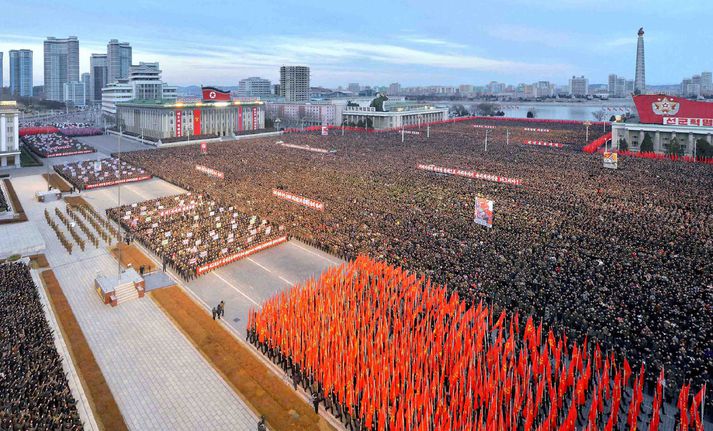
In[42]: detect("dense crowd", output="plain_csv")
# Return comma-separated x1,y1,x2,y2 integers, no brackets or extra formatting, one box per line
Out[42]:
22,133,95,158
249,256,706,431
107,193,283,278
122,120,713,405
0,187,8,213
0,263,82,430
54,157,151,190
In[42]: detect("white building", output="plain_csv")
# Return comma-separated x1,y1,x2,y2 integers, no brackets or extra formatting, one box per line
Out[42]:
568,76,589,97
116,100,264,141
63,81,86,107
341,104,448,130
280,66,310,102
102,62,176,116
0,102,21,169
238,77,272,98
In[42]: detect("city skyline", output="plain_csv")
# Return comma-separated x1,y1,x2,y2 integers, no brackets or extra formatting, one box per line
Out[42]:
0,0,712,88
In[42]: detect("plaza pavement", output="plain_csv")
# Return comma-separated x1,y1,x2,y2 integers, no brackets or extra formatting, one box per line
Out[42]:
81,177,344,335
12,173,259,431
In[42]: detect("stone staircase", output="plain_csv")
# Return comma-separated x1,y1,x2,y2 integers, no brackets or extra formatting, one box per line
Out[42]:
114,281,140,305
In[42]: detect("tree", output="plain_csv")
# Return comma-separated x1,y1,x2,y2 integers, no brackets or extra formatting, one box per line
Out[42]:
640,133,654,152
346,101,359,108
618,138,628,151
369,94,389,112
450,104,469,117
667,136,684,156
695,138,713,158
526,110,535,118
592,109,607,122
474,102,500,116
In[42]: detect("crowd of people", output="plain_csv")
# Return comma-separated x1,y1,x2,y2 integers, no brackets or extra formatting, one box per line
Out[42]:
107,193,283,279
22,133,95,158
54,157,151,190
248,256,706,431
0,187,8,213
122,119,712,409
0,263,82,430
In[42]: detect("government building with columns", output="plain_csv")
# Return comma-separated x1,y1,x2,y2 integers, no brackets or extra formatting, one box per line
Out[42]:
341,103,448,130
611,95,713,157
0,102,21,169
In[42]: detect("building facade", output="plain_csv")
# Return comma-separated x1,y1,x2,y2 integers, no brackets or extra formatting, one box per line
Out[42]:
341,105,448,130
634,28,646,94
0,102,21,169
9,50,33,97
280,66,310,102
569,76,589,96
102,62,177,116
107,39,132,84
0,52,3,93
81,73,90,105
63,81,86,107
265,102,337,128
116,100,265,141
90,54,108,103
44,36,79,101
238,77,272,98
611,95,713,157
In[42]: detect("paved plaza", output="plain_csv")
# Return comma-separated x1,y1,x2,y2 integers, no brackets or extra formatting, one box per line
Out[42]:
81,177,343,335
12,173,259,431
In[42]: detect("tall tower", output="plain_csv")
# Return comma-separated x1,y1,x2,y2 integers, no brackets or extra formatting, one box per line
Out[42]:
634,28,646,95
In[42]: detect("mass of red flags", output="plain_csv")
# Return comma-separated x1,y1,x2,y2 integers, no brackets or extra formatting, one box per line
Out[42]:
248,255,707,431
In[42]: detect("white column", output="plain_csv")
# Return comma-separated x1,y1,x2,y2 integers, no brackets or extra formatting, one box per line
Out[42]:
13,114,19,151
0,115,6,152
654,131,661,153
688,133,694,156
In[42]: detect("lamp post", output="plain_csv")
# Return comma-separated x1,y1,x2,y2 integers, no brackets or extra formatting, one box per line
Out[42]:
584,121,592,142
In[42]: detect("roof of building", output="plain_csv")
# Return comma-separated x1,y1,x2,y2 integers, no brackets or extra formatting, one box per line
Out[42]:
117,99,264,108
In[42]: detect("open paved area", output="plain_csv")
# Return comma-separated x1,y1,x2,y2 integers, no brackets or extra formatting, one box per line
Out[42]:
81,176,343,335
12,173,259,431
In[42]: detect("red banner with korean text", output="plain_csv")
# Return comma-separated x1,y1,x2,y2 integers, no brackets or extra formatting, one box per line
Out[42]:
633,94,713,125
195,164,224,179
238,106,243,131
175,110,183,137
193,109,201,135
196,236,288,275
417,164,523,186
272,189,324,211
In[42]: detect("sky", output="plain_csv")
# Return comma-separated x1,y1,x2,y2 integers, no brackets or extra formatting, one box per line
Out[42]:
0,0,711,88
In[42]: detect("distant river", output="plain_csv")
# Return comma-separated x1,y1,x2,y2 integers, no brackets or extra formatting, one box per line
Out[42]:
426,100,636,121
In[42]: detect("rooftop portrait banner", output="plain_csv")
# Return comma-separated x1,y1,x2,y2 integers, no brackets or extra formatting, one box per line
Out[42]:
633,94,713,124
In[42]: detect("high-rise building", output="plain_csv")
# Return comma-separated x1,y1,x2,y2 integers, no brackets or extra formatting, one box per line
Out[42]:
107,39,132,83
101,62,176,116
81,73,90,105
388,83,401,96
44,36,79,101
701,72,713,95
237,77,272,98
90,54,108,103
681,78,692,96
63,81,86,107
569,76,589,96
347,83,360,93
9,50,33,97
279,66,310,102
608,74,629,98
634,28,646,94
